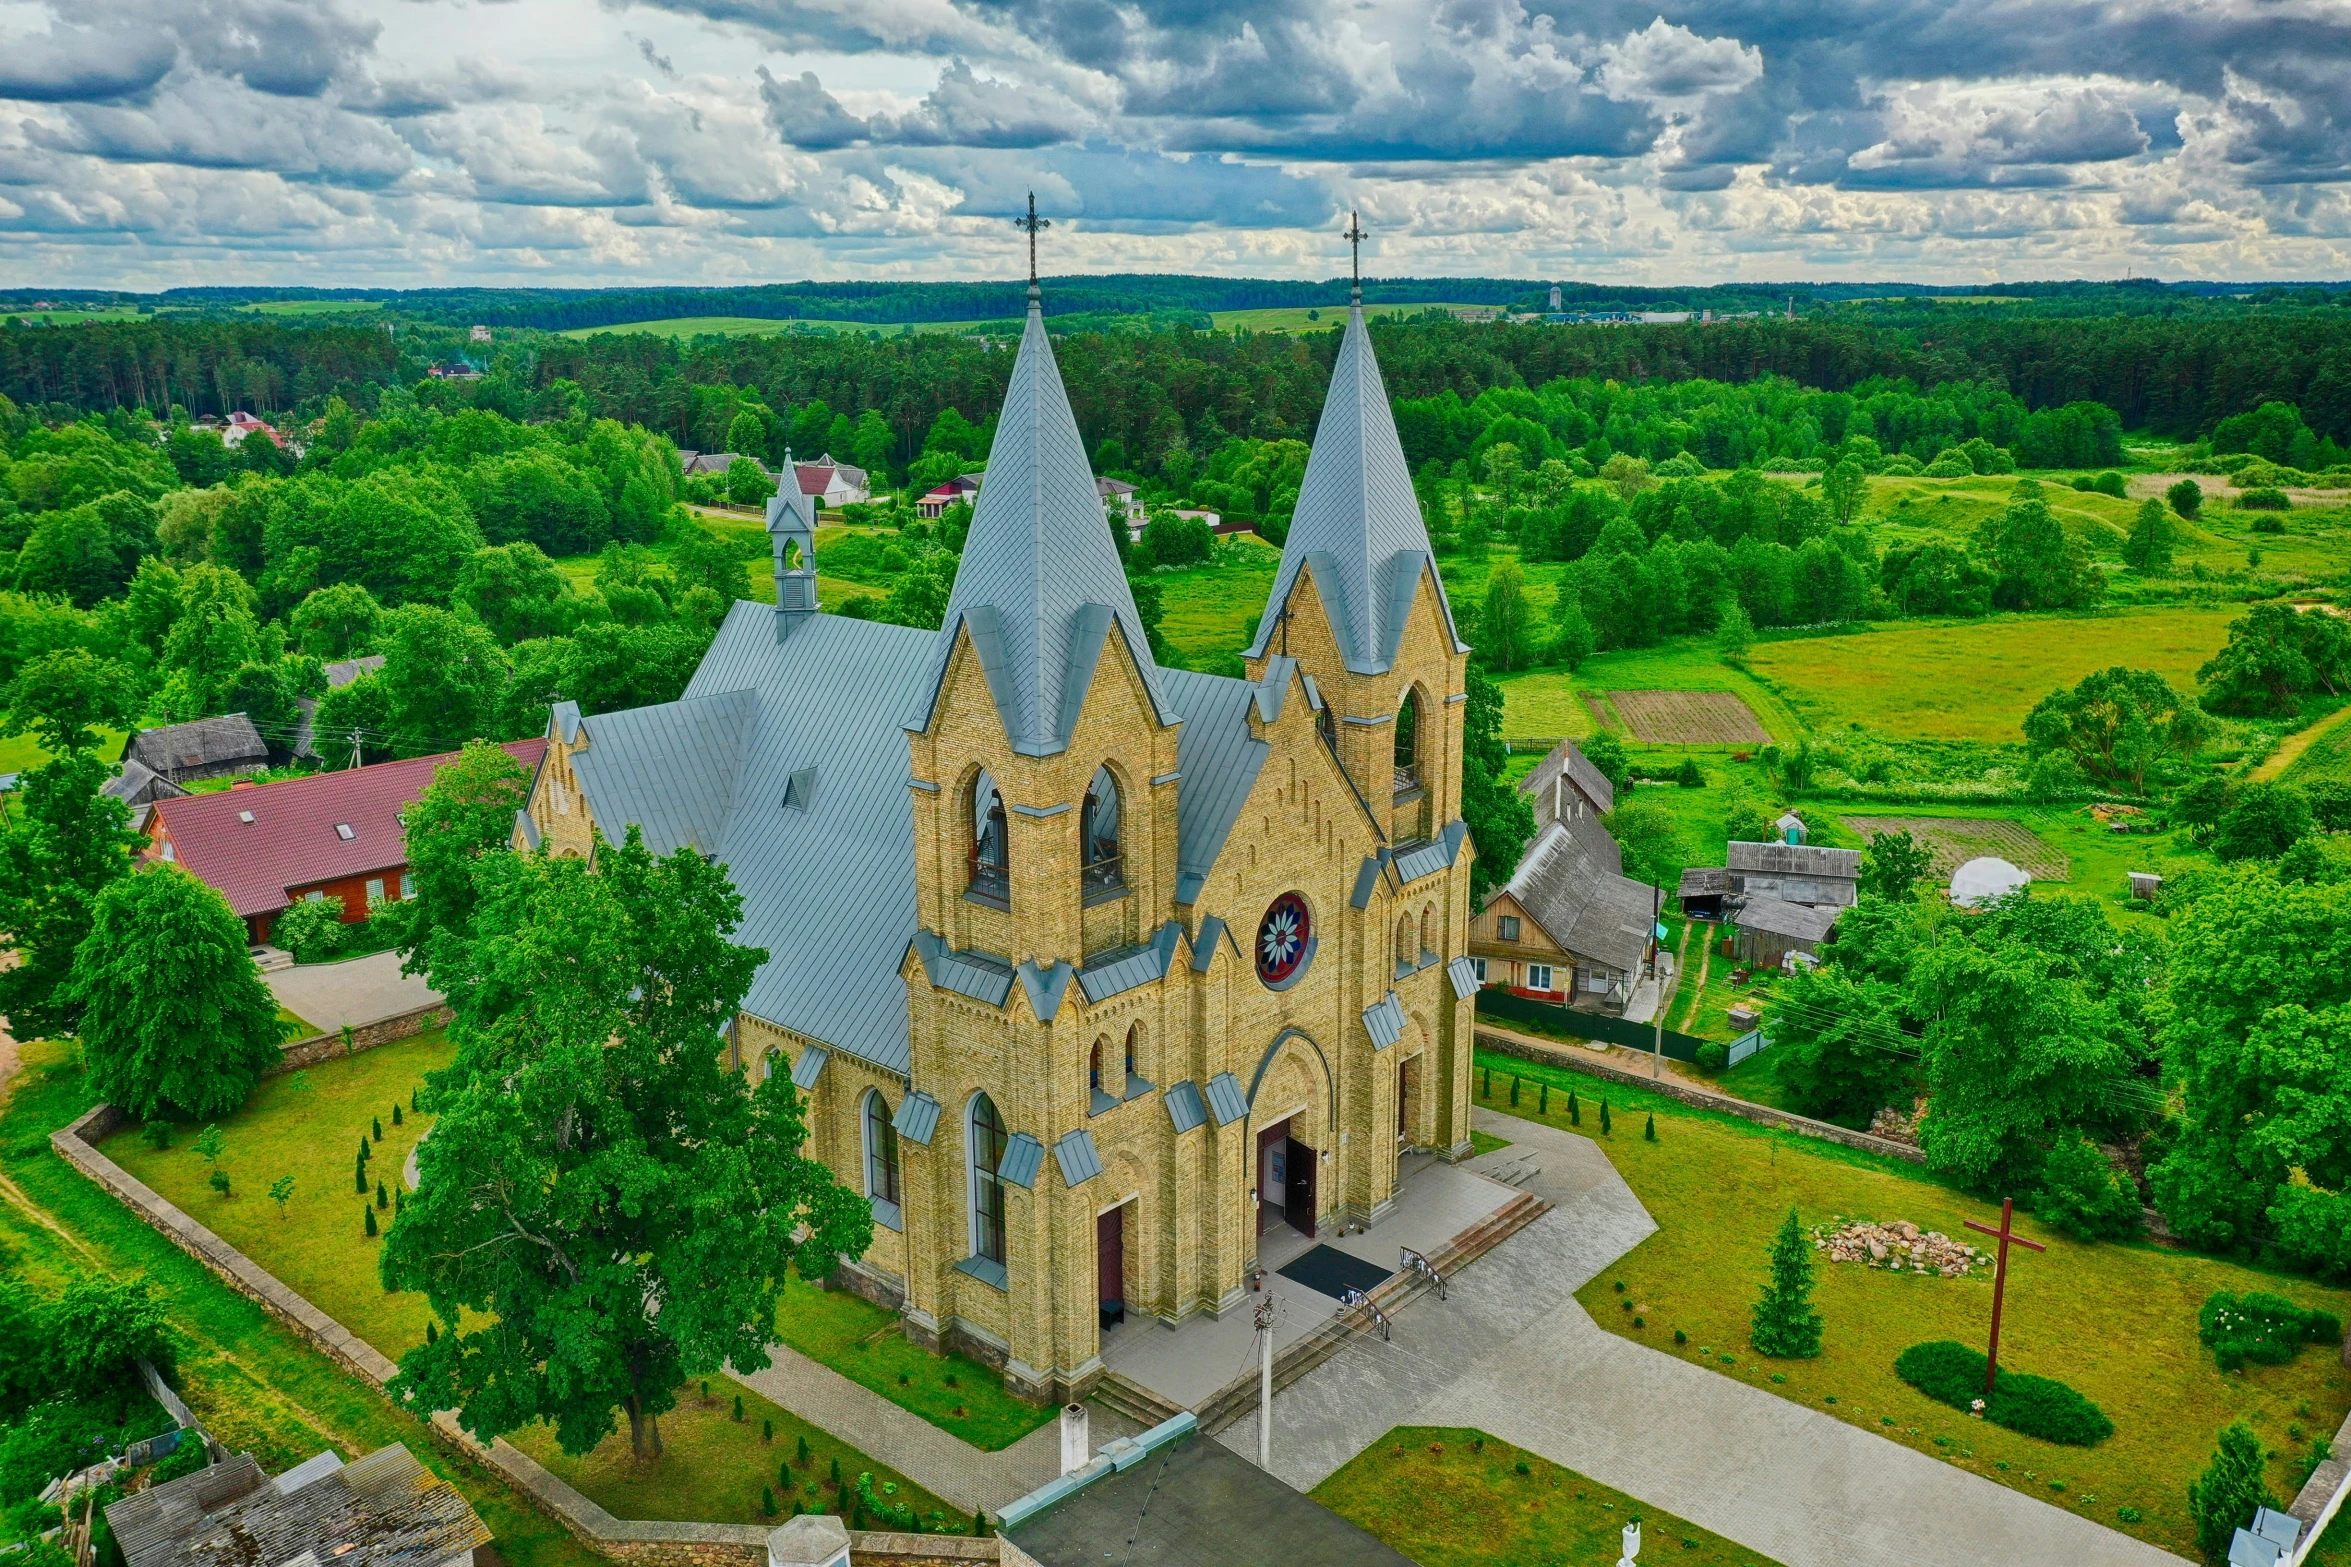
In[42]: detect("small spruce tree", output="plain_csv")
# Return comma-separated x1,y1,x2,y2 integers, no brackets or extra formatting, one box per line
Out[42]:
796,1434,811,1466
732,1393,744,1421
358,1134,371,1163
373,1116,383,1140
761,1486,776,1518
377,1179,389,1209
355,1159,370,1193
364,1204,379,1238
761,1418,772,1441
1538,1083,1548,1114
1509,1075,1520,1106
1599,1100,1612,1135
393,1102,404,1126
1749,1209,1824,1358
1644,1113,1657,1142
2189,1420,2274,1565
1568,1092,1580,1125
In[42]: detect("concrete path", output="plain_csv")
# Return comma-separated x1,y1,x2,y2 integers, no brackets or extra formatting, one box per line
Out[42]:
265,949,442,1033
725,1344,1142,1516
1222,1108,2181,1567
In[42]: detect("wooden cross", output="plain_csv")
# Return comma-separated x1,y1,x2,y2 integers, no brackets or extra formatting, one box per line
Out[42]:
1014,192,1051,290
1963,1197,2046,1395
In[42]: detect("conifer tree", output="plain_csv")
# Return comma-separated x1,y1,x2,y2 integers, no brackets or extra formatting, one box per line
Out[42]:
1568,1091,1580,1125
1749,1209,1824,1358
2189,1420,2274,1564
364,1204,379,1238
1599,1100,1612,1135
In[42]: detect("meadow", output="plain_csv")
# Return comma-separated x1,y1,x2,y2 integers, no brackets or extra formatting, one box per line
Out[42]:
1206,304,1485,334
558,316,991,340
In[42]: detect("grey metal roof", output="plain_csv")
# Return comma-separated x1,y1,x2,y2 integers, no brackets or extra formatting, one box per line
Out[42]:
1205,1071,1249,1126
571,687,756,858
1054,1128,1104,1186
1190,916,1230,973
1000,1132,1046,1189
513,808,541,850
1447,955,1481,999
1726,841,1861,879
1394,820,1466,885
790,1044,830,1091
1076,922,1183,1005
1518,739,1614,820
682,604,941,1076
922,298,1171,756
108,1446,487,1567
1362,991,1405,1050
1502,819,1657,974
1246,305,1463,674
894,1090,941,1145
1159,667,1271,903
1351,851,1389,910
1164,1079,1207,1133
1734,894,1842,944
1016,959,1074,1021
911,930,1017,1009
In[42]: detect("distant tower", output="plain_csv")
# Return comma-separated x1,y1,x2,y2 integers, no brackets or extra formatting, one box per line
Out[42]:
1786,295,1795,321
1549,283,1563,313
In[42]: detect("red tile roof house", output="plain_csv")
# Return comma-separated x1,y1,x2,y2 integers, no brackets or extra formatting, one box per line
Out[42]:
144,740,545,945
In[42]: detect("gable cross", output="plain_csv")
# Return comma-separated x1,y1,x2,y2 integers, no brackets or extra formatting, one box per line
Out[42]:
1343,211,1367,305
1015,192,1051,298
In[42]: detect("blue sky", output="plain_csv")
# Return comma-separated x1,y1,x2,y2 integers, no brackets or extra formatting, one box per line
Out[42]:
0,0,2346,288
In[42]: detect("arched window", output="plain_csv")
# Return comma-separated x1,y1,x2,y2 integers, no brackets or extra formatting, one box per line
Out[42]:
1124,1024,1139,1083
968,1093,1008,1266
1080,765,1123,897
1394,690,1422,794
1089,1040,1105,1095
862,1090,900,1208
1419,905,1435,957
968,770,1009,905
1317,700,1337,750
782,538,804,569
1395,915,1415,967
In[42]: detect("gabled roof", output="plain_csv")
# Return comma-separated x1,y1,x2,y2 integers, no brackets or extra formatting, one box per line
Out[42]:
1159,667,1272,904
568,689,757,857
924,294,1171,756
107,1445,488,1567
1519,739,1615,819
103,758,185,808
1247,304,1464,674
1726,841,1861,879
1735,893,1842,944
128,714,270,774
1498,818,1656,974
151,739,545,919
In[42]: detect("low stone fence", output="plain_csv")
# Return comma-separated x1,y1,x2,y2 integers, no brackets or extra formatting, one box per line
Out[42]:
274,1001,454,1074
50,1103,1020,1567
1474,1028,1928,1163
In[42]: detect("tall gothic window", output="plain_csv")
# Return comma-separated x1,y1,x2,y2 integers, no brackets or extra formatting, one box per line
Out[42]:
968,1092,1009,1266
863,1090,900,1208
1394,690,1422,795
1317,700,1337,750
1080,764,1123,898
969,770,1009,905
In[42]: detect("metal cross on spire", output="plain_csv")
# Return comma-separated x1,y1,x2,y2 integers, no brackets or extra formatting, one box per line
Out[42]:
1342,210,1367,304
1015,191,1051,300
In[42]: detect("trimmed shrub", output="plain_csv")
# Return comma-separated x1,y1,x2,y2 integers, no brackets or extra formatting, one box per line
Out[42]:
1695,1042,1730,1074
2198,1292,2343,1372
2237,487,2292,511
2250,514,2285,534
1894,1341,2113,1445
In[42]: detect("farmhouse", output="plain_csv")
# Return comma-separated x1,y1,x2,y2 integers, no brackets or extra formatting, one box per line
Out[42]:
1732,893,1842,967
107,1446,488,1567
795,453,871,505
515,283,1480,1403
124,714,271,785
147,738,545,943
1470,815,1656,1012
1725,839,1861,908
1517,737,1613,829
918,472,985,518
1097,475,1144,528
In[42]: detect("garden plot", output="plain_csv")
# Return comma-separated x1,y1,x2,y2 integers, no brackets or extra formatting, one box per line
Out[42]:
1607,689,1772,745
1842,816,2069,882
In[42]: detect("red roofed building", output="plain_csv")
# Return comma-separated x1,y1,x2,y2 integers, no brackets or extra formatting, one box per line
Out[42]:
144,739,546,944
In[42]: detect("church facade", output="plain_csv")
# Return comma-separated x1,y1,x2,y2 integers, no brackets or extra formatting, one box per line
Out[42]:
516,284,1480,1405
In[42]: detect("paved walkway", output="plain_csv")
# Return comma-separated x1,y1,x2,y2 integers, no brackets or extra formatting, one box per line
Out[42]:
265,949,442,1033
1220,1108,2182,1567
725,1345,1142,1515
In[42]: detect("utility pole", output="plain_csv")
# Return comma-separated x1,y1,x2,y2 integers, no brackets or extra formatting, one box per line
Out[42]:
1254,1292,1277,1471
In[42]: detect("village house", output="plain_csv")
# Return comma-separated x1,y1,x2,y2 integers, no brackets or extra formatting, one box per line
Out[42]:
147,739,544,944
101,758,187,833
1724,840,1861,908
1470,814,1656,1012
795,452,871,505
220,411,284,449
918,472,985,518
106,1446,488,1567
1097,476,1144,529
515,281,1479,1404
124,714,271,785
1516,737,1613,830
681,450,760,478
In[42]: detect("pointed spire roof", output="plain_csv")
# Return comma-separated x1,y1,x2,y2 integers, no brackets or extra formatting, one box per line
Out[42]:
922,296,1171,755
1249,304,1464,674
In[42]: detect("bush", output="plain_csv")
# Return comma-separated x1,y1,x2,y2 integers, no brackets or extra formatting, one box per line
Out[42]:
1923,451,1973,479
2249,514,2285,534
2191,1421,2274,1565
2167,478,2203,519
2237,487,2292,511
2309,778,2351,832
271,896,349,963
2214,781,2313,861
1674,758,1704,788
1695,1042,1729,1074
1894,1341,2113,1446
2198,1291,2343,1372
2093,472,2127,498
2033,1134,2143,1242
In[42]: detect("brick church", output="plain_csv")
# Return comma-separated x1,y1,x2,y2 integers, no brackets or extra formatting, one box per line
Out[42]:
517,274,1479,1405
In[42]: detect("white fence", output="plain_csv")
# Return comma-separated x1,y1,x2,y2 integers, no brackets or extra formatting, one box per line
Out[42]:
1726,1029,1772,1067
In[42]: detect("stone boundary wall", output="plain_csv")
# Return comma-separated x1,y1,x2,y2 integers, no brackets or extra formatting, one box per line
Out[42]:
1473,1029,1927,1163
274,1002,454,1074
50,1104,1014,1567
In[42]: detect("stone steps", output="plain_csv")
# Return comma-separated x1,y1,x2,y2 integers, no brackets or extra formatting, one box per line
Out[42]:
1091,1370,1184,1430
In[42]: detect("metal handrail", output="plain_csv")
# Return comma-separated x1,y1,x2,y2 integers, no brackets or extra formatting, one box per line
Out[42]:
1400,1246,1447,1300
1336,1287,1390,1341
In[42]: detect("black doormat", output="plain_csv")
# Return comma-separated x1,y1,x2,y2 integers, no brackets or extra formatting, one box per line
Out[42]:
1277,1245,1392,1300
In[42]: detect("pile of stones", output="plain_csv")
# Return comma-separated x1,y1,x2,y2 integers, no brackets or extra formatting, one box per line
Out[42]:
1815,1218,1986,1277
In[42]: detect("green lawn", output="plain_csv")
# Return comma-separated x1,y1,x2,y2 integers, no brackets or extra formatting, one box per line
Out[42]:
0,1039,605,1567
1746,608,2241,741
769,1274,1053,1451
1312,1426,1779,1567
1823,802,2216,916
1471,1051,2351,1559
241,300,386,317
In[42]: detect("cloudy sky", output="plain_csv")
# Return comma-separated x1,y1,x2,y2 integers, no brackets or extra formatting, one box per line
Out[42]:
1,0,2348,289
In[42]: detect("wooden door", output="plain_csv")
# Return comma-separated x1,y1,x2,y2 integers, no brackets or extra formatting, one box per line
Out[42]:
1285,1138,1316,1238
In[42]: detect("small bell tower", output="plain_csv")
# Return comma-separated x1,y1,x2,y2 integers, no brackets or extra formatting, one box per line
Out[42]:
768,449,818,641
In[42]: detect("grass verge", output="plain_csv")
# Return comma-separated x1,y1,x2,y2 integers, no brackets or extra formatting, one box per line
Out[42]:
1472,1047,2351,1559
1312,1425,1779,1567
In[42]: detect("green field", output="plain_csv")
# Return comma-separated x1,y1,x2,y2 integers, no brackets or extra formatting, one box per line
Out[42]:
1495,644,1798,746
1154,538,1282,667
559,316,991,340
1207,304,1480,334
1473,1055,2351,1560
240,300,386,317
1746,608,2240,741
3,308,144,324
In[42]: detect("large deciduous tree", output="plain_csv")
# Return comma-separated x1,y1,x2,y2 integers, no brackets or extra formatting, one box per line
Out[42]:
2022,666,2211,792
65,866,287,1120
1857,829,1933,903
381,830,871,1458
0,752,144,1041
2198,601,2351,717
1459,660,1534,902
394,740,534,1009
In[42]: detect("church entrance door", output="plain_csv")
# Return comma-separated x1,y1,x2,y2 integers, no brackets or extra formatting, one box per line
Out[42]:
1256,1120,1289,1236
1284,1136,1317,1238
1097,1204,1125,1330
